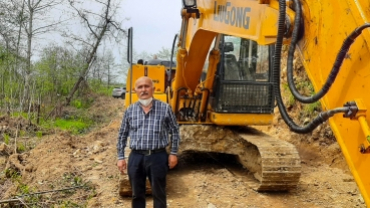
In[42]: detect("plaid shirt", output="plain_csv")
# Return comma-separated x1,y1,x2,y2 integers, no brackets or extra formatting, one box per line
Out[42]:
117,99,180,160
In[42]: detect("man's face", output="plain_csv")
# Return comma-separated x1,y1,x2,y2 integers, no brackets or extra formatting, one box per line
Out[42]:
135,78,154,100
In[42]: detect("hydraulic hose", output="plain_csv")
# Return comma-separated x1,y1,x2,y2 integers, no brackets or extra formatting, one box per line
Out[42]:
274,0,350,133
168,34,178,88
287,0,370,103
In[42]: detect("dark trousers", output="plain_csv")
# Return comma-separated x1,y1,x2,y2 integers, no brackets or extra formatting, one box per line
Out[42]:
128,150,168,208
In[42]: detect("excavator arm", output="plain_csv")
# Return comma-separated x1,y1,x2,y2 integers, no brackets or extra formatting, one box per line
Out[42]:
295,0,370,205
170,0,370,206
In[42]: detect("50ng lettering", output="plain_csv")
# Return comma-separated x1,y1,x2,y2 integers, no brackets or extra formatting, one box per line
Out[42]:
213,1,251,29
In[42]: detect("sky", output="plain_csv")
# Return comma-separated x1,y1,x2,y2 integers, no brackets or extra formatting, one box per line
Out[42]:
119,0,182,56
32,0,182,82
36,0,182,62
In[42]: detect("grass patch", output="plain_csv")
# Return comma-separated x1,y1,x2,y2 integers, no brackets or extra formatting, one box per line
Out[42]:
54,118,92,134
3,133,10,145
17,142,26,152
90,80,117,96
303,101,321,116
96,86,115,96
36,131,43,138
10,111,28,118
19,130,26,137
5,168,21,181
281,83,296,106
71,98,94,109
18,183,42,206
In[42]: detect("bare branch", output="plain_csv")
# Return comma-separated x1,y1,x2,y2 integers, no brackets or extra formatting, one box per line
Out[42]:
109,21,126,34
0,199,20,204
0,186,85,204
32,17,73,34
29,0,42,11
68,0,98,38
95,0,109,6
83,10,106,20
64,35,95,48
33,1,63,12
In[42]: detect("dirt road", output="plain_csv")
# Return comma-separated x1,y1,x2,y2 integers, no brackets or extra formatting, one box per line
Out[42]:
0,97,366,207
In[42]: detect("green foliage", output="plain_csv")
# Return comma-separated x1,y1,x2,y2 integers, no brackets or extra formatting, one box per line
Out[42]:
282,75,322,119
19,130,26,137
1,43,117,138
54,117,92,134
3,133,10,145
54,173,93,207
11,112,29,118
34,45,84,99
281,83,295,106
71,99,83,109
5,168,21,181
73,176,83,186
95,86,114,96
17,142,26,152
38,120,52,132
36,131,43,138
296,80,315,95
0,47,26,105
34,172,93,207
71,98,94,109
5,168,40,204
18,183,42,207
156,47,172,60
303,101,321,115
4,168,42,207
295,79,321,116
89,79,115,96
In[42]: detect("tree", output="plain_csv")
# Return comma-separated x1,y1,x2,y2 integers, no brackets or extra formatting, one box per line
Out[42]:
156,47,172,60
89,49,117,87
21,0,65,109
64,0,126,105
0,0,67,114
35,45,84,101
0,1,28,115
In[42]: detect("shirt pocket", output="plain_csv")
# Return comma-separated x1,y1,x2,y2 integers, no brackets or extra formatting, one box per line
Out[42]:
130,117,142,132
153,118,164,133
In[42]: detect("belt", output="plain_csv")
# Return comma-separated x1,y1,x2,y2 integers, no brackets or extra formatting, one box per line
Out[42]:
132,148,166,156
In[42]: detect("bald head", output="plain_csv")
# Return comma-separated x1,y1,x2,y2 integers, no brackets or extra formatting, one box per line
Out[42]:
135,76,154,88
135,76,155,99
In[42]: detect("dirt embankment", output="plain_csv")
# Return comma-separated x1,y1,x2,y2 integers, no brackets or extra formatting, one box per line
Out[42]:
0,96,366,208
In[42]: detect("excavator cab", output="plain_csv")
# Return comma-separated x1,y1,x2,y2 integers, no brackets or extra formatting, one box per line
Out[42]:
212,35,274,114
172,35,301,192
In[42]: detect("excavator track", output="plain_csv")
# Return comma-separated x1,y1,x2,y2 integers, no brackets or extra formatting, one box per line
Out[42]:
180,125,301,191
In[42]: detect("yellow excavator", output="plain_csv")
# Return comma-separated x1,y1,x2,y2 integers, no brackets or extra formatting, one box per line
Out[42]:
124,0,370,206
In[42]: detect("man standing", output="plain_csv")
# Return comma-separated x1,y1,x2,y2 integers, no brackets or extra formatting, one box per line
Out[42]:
117,76,180,208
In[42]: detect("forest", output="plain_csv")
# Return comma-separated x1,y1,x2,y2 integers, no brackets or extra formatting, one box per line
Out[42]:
0,0,173,125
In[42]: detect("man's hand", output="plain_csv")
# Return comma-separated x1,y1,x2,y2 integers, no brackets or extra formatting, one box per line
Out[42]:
168,154,178,169
117,159,127,174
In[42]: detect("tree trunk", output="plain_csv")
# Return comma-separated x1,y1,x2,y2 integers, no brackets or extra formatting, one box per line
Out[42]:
64,1,110,106
65,76,84,105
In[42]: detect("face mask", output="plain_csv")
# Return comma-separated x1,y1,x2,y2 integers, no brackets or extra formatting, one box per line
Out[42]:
138,97,153,107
